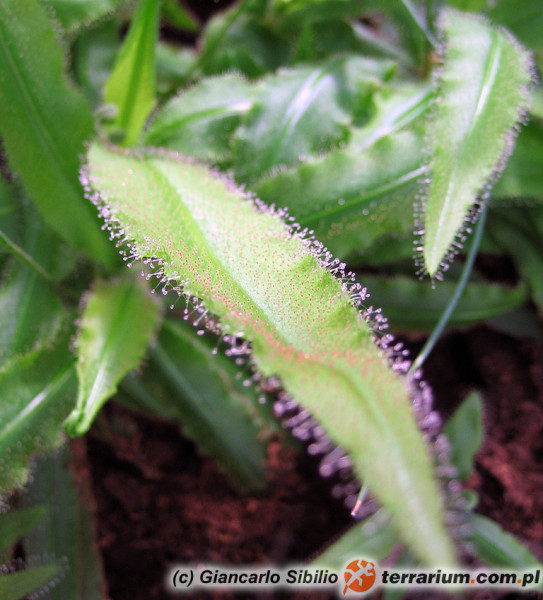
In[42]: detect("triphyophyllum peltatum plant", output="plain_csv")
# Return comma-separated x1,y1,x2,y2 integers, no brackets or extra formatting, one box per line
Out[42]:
1,0,543,596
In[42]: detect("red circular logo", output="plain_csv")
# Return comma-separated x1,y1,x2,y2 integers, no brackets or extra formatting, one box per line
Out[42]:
343,559,377,595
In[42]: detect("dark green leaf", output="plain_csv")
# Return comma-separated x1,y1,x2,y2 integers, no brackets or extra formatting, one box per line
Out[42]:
103,0,159,146
469,513,543,578
443,392,483,480
162,0,198,32
145,73,254,163
22,445,107,600
0,0,117,267
314,510,398,569
123,317,275,490
361,275,529,331
0,506,48,554
234,55,396,183
0,342,76,496
64,276,161,436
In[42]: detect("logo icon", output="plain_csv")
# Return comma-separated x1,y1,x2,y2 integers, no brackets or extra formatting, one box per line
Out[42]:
343,559,377,595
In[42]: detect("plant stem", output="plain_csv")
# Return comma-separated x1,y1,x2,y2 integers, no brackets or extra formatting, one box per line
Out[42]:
0,227,54,283
409,205,488,374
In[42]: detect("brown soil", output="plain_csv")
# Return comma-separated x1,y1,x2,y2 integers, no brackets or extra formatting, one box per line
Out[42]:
82,325,543,600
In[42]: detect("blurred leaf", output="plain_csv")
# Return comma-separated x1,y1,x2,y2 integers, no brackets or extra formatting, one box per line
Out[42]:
443,392,483,480
0,564,61,600
423,8,532,276
0,0,117,267
493,119,543,201
0,341,76,496
73,21,120,109
123,317,276,490
199,9,288,79
146,73,254,163
0,177,20,255
0,506,48,554
255,129,423,258
469,513,543,578
162,0,198,32
64,276,161,436
22,445,107,600
104,0,159,146
314,510,398,569
362,275,528,331
155,43,196,97
487,0,543,71
42,0,126,33
234,55,395,183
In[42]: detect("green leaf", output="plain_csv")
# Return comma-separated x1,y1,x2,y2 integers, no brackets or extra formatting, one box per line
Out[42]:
73,21,120,109
255,129,424,259
145,73,254,164
360,275,529,331
42,0,126,33
155,43,196,97
86,141,457,567
0,506,48,554
64,276,161,436
443,392,483,481
314,510,398,569
123,317,276,490
493,118,543,201
423,8,532,277
0,0,117,267
162,0,198,32
103,0,159,146
22,446,107,600
234,55,395,183
469,513,543,578
0,342,76,496
0,564,61,600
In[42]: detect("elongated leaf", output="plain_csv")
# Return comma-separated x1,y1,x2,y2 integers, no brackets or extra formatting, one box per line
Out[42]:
469,513,543,578
85,142,457,567
443,392,483,481
315,510,398,569
103,0,159,146
0,342,76,496
255,129,424,259
0,178,20,256
423,8,531,277
123,317,276,490
234,55,395,183
0,564,61,600
162,0,198,32
42,0,126,33
360,275,529,331
22,446,107,600
64,276,161,436
0,506,48,554
0,0,116,267
145,73,254,164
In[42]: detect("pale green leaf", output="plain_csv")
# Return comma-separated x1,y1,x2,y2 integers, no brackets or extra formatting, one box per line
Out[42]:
103,0,159,146
145,73,254,164
123,317,276,490
443,392,483,481
0,506,48,554
86,142,457,567
155,43,196,97
64,276,161,436
423,8,532,276
234,55,395,183
22,446,107,600
0,0,117,267
0,564,61,600
0,342,76,496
